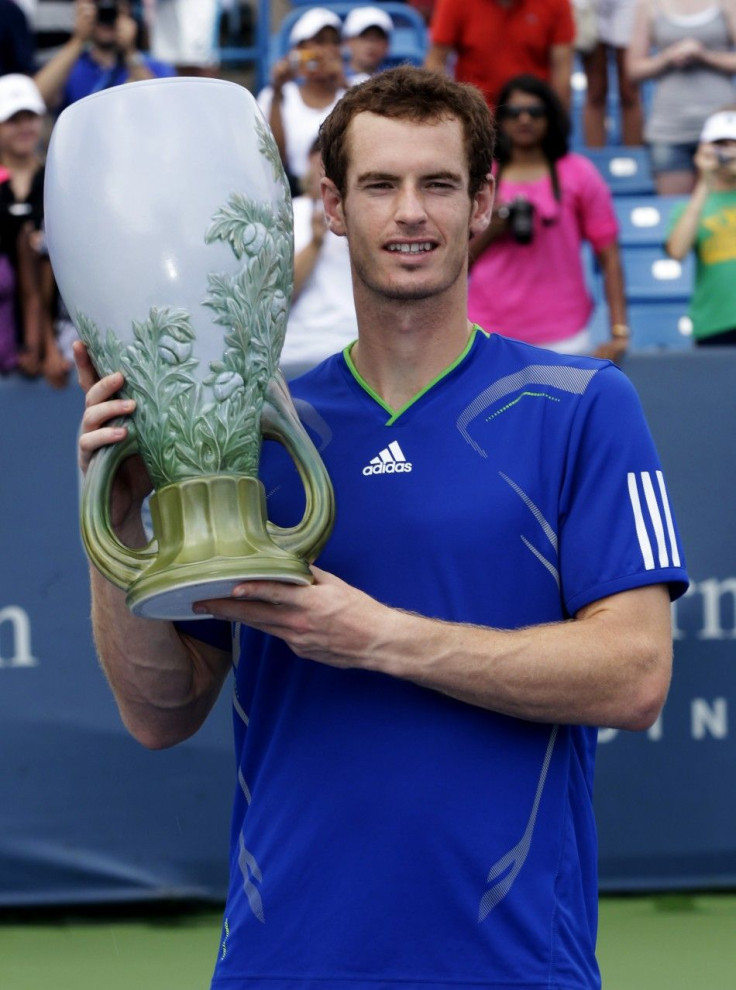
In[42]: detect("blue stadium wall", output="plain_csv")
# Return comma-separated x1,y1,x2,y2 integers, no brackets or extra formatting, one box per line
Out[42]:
1,350,734,906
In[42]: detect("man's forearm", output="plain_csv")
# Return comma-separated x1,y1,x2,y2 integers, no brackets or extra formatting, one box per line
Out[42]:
34,36,86,107
375,586,671,729
213,574,673,731
90,565,230,749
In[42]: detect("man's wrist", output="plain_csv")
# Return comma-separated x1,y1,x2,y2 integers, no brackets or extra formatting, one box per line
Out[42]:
611,324,631,340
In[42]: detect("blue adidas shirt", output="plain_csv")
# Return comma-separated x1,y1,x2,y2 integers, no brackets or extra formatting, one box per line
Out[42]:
203,329,687,990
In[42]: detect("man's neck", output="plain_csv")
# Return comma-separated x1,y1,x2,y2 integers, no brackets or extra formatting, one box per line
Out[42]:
91,44,119,68
350,302,475,411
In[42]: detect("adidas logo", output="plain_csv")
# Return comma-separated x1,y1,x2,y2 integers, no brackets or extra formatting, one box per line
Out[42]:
362,441,413,476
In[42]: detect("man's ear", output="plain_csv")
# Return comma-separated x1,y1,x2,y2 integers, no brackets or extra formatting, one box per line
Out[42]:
320,176,347,237
470,174,495,238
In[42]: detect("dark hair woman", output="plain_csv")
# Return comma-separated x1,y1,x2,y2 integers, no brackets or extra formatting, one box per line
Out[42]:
468,74,629,361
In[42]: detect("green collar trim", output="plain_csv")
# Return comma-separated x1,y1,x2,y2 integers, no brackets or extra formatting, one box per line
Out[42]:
343,325,488,425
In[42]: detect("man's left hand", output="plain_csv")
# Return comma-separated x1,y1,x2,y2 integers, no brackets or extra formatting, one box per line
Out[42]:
195,566,394,671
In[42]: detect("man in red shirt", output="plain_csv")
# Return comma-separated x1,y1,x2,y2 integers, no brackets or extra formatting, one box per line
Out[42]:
425,0,575,112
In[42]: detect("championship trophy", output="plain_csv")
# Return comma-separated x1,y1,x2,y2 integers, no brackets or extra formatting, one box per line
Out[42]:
45,78,335,619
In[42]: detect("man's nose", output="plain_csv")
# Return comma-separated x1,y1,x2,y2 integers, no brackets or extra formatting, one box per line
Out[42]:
394,184,427,224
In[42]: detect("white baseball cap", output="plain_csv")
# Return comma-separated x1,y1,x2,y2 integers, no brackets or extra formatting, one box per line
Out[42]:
700,110,736,143
0,74,45,123
342,6,394,39
289,8,343,46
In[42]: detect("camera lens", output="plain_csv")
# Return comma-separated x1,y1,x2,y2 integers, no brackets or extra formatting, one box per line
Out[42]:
97,1,118,26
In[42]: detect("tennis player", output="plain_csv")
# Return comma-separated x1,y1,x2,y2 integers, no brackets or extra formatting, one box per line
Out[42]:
75,66,688,990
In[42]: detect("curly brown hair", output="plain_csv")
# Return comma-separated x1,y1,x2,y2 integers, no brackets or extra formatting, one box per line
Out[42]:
318,66,495,198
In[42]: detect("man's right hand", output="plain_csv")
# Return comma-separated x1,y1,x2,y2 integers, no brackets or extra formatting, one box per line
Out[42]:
74,339,153,539
73,0,97,43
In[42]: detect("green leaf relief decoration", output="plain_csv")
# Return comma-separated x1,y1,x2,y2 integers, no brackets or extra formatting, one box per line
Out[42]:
77,115,294,489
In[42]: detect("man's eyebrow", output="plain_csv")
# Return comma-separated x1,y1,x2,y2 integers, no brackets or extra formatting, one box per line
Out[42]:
355,171,399,184
355,169,465,184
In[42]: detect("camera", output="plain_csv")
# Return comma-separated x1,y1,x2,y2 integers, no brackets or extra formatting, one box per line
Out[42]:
497,196,536,245
96,0,119,26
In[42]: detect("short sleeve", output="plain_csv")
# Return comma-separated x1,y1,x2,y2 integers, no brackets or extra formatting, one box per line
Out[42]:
551,0,576,44
559,364,688,615
568,155,619,252
429,0,463,46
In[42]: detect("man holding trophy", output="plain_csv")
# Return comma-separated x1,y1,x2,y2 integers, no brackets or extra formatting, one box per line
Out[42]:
67,68,686,990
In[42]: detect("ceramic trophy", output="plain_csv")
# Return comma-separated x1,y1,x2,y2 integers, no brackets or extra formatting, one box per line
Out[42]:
45,78,335,619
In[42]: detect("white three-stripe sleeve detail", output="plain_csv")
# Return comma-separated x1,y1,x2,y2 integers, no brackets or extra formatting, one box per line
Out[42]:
641,471,669,567
656,470,681,567
628,472,655,570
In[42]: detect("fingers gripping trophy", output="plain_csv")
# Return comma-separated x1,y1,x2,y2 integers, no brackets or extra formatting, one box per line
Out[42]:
45,78,335,619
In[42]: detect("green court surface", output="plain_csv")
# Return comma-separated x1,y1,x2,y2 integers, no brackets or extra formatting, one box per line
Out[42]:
1,894,736,989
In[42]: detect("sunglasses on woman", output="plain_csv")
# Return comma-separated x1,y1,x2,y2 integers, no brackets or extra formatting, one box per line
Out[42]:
499,105,547,120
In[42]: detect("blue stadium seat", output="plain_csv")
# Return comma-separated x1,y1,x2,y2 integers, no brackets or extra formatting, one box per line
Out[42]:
621,244,694,302
269,3,428,73
627,302,693,349
614,195,688,247
587,300,693,351
588,240,695,351
582,146,655,196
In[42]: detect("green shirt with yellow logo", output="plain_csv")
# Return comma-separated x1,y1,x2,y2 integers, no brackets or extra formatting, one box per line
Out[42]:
670,190,736,340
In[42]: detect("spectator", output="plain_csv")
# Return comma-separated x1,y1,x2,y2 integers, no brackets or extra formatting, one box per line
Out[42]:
425,0,576,112
148,0,220,76
342,5,393,84
257,7,346,194
34,0,174,112
0,0,36,75
578,0,643,145
280,139,358,373
468,74,629,360
626,0,736,194
665,107,736,345
0,72,67,384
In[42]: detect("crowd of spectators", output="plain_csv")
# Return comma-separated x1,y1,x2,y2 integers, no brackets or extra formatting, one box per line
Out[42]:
0,0,733,390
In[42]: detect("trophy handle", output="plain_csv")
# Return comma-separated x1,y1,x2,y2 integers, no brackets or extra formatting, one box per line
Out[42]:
80,419,158,590
261,372,335,563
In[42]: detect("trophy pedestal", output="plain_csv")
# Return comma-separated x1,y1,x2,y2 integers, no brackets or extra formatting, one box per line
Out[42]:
127,475,312,620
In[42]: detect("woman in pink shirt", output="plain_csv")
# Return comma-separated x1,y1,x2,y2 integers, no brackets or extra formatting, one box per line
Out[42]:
468,74,629,360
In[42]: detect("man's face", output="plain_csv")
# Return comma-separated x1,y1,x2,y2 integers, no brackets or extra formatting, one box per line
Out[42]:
322,113,492,305
93,1,123,49
348,28,390,73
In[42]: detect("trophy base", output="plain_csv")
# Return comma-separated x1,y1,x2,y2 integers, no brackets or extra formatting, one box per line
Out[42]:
127,556,312,620
122,476,316,620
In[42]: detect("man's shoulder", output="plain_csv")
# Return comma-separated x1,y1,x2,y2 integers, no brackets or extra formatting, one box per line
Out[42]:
483,332,628,404
285,351,346,397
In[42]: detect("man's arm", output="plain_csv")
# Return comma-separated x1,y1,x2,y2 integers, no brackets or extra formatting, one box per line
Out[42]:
549,43,573,113
665,144,717,259
592,240,629,362
424,42,453,73
116,9,158,83
34,0,96,109
199,571,673,731
75,343,231,750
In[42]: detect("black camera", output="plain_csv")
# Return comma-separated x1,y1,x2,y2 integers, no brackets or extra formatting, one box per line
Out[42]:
96,0,119,26
497,196,535,245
